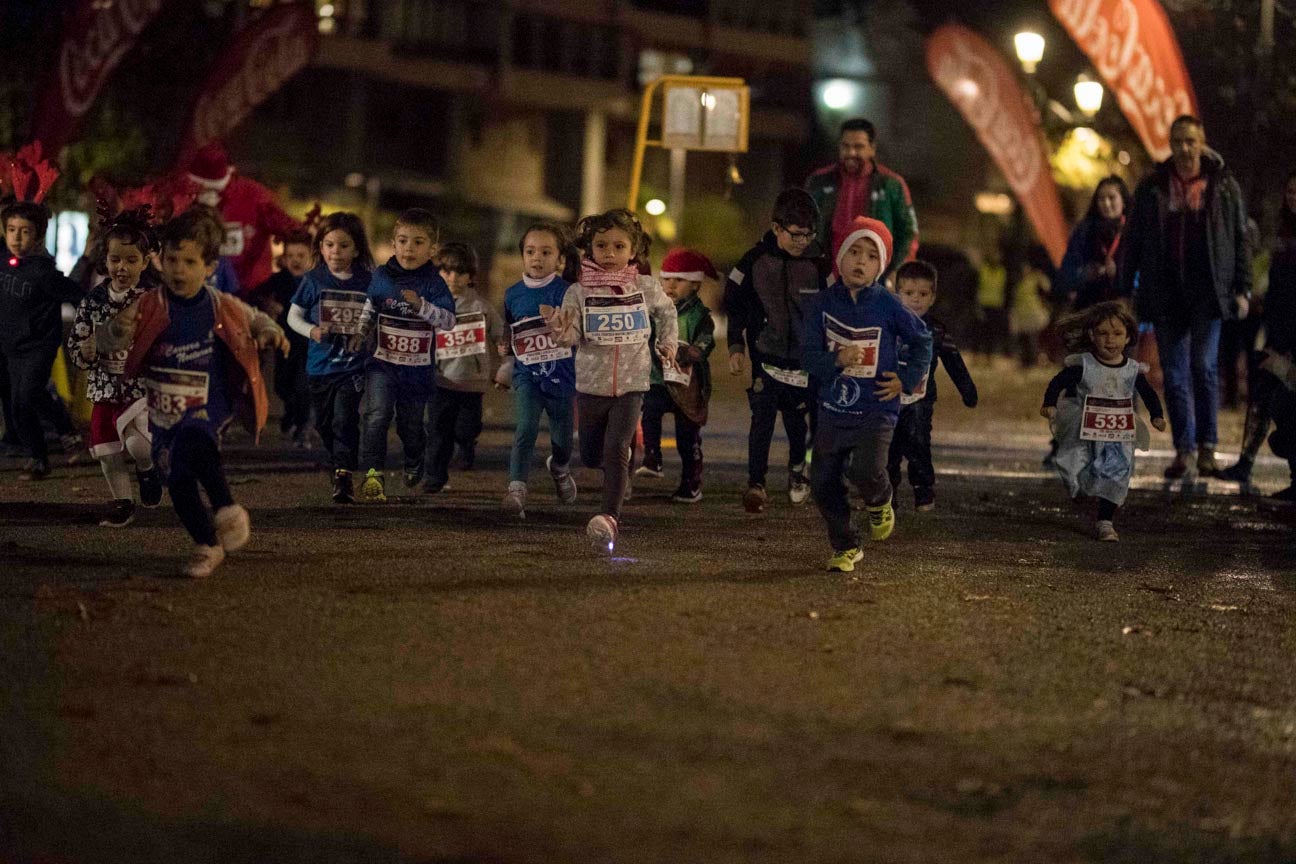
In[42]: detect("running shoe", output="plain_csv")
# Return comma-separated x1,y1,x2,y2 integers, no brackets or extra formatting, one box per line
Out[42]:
182,544,226,579
403,461,424,488
214,504,251,552
547,456,577,503
502,481,527,518
1196,449,1221,478
137,466,163,508
634,462,664,479
586,513,618,552
671,485,702,504
867,501,895,541
331,469,354,504
1096,520,1119,542
99,499,136,528
742,483,768,513
1216,459,1253,485
827,547,863,572
19,459,50,481
1164,450,1196,481
788,465,810,505
361,469,387,502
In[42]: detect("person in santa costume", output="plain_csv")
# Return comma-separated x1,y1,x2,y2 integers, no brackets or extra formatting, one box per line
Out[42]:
184,142,302,296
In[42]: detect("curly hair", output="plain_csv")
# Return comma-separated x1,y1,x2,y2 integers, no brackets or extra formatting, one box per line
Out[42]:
96,204,160,275
1056,299,1138,354
575,208,649,265
314,211,373,270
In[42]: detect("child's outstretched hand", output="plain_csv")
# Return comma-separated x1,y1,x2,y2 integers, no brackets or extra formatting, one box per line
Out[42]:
1152,417,1167,432
540,303,573,335
727,352,745,376
873,371,902,401
835,345,865,368
1040,405,1057,420
259,330,291,357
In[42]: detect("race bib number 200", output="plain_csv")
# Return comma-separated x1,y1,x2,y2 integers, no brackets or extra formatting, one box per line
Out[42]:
1080,395,1135,442
511,316,571,365
436,312,487,359
374,315,433,366
584,293,649,346
144,368,209,430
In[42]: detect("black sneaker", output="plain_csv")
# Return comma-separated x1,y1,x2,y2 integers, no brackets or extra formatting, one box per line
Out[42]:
403,462,424,488
671,485,702,504
137,467,163,508
331,469,354,504
99,499,136,528
19,459,50,481
455,444,475,471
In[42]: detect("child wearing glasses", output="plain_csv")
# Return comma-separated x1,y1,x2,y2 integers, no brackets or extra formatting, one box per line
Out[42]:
722,188,831,513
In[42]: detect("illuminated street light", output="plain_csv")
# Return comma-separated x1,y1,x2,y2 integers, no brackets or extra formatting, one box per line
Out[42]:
820,79,857,111
644,198,667,216
1014,31,1045,74
1074,76,1104,118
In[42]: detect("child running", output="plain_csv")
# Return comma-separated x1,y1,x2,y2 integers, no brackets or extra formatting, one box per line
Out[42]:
250,227,315,446
286,211,374,503
423,242,503,493
546,209,678,549
67,206,164,527
634,247,716,503
500,222,578,518
886,260,978,511
803,217,932,572
115,208,289,577
1041,301,1166,541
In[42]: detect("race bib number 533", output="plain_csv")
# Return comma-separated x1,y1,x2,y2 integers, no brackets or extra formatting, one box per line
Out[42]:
1080,395,1135,442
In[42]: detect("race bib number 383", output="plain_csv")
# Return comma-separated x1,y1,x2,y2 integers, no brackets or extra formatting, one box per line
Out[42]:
1080,395,1136,442
144,368,209,430
319,289,366,336
511,316,571,365
436,311,487,358
583,293,649,346
823,313,881,379
374,315,434,366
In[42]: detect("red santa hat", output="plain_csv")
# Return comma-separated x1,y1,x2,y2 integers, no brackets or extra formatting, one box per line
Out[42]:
836,216,893,278
659,247,718,283
186,142,233,192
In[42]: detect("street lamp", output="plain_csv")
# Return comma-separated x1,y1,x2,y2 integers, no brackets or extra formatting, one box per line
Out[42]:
1014,31,1045,74
1074,76,1104,118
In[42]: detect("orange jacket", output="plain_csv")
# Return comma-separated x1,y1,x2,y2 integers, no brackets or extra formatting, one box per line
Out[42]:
123,286,280,441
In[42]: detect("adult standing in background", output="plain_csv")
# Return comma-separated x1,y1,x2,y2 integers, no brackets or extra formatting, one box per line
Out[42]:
805,118,918,283
1057,176,1131,312
1120,115,1252,481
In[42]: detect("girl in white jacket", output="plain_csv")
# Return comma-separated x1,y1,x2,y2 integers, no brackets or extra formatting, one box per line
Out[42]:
546,209,678,550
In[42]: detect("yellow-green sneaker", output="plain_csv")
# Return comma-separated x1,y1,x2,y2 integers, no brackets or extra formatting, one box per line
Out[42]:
827,547,863,572
360,469,387,503
867,502,895,541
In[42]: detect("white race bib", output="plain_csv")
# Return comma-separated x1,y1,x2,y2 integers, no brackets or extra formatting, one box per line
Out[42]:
761,363,809,389
900,372,929,406
663,363,692,385
824,313,880,379
319,289,366,336
374,314,434,366
144,367,209,430
510,316,571,365
220,222,245,257
436,311,487,358
99,349,128,377
583,293,649,346
1080,395,1136,442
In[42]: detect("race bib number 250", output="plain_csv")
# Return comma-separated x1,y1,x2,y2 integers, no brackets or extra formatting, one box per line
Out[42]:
584,293,649,346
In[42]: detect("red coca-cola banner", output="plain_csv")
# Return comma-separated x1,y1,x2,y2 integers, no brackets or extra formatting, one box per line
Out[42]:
178,3,318,162
32,0,172,152
1050,0,1198,161
926,25,1069,266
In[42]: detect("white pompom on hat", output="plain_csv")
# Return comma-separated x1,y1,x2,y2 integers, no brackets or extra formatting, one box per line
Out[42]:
659,247,718,282
186,143,234,192
835,216,893,278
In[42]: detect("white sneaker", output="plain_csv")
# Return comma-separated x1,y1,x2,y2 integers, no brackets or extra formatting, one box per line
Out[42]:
634,464,663,479
181,544,225,578
213,504,251,552
586,513,618,552
502,481,527,518
788,464,810,506
547,456,578,503
1096,520,1119,542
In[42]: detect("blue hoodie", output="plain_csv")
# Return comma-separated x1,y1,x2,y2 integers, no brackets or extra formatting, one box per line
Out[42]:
502,275,576,396
290,262,373,378
802,280,932,422
360,256,455,400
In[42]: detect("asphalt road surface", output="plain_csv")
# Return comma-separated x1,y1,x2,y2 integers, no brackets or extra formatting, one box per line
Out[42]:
3,359,1295,863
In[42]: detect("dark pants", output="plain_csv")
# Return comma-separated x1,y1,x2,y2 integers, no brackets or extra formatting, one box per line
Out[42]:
310,371,364,472
166,427,234,547
360,365,425,474
578,392,643,521
1266,386,1296,477
1238,366,1280,464
274,336,312,433
886,400,935,506
1155,315,1221,451
638,383,703,491
747,376,809,487
2,341,60,463
812,412,896,552
424,387,483,487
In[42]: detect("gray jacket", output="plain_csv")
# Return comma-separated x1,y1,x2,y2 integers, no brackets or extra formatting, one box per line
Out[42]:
436,288,504,393
556,275,678,397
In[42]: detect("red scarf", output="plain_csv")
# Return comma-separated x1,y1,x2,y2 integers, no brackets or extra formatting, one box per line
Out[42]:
580,258,639,293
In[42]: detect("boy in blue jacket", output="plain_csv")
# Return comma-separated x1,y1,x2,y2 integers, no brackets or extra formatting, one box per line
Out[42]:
348,208,456,501
802,216,932,572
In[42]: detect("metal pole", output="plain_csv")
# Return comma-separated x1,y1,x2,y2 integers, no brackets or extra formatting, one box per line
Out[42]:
668,148,686,234
1260,0,1275,55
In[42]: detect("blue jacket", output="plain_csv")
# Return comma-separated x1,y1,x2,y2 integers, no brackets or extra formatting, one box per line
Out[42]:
802,281,932,422
290,263,373,378
361,257,455,399
502,276,576,396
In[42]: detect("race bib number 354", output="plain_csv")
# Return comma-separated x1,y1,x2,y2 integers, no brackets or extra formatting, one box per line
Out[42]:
1080,395,1135,442
374,315,434,366
511,316,571,365
436,311,487,358
584,293,649,346
144,368,209,430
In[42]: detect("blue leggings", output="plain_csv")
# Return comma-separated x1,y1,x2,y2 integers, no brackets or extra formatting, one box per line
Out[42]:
509,381,574,483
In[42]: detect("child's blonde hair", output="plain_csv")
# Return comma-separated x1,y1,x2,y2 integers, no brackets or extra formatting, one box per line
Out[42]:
1057,300,1138,354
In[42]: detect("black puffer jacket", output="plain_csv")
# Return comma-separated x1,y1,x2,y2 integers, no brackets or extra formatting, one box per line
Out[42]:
0,252,81,350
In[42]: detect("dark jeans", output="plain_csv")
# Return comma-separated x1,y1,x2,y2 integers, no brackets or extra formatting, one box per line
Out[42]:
310,371,364,472
2,341,59,462
360,364,426,474
274,337,312,432
638,384,703,491
424,387,483,487
812,412,896,552
747,375,809,487
886,400,934,505
1155,315,1221,451
167,426,234,547
577,391,643,521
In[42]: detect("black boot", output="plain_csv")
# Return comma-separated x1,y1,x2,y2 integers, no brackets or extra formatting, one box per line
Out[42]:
332,469,354,504
137,466,164,508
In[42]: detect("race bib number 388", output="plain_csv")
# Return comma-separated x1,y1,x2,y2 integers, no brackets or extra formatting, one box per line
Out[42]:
374,315,434,366
823,313,881,379
144,368,209,430
319,289,366,336
511,316,571,365
1080,395,1136,442
584,293,649,346
437,311,487,359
